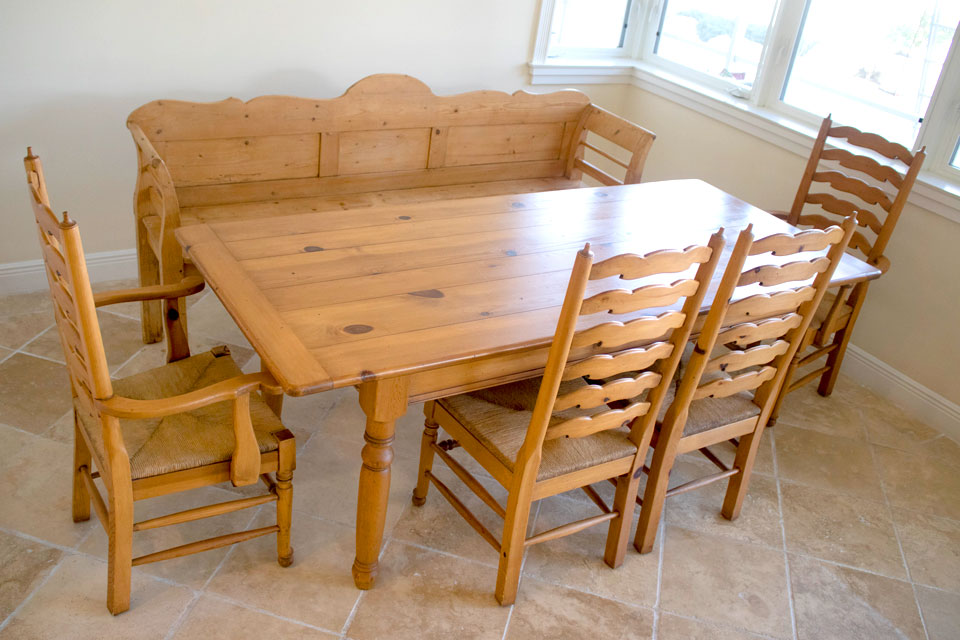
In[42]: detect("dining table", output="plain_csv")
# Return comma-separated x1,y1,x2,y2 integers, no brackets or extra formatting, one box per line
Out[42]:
175,178,881,590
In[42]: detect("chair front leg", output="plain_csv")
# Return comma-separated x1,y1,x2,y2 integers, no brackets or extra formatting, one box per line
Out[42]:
720,425,766,520
72,412,91,523
818,285,867,398
276,430,296,567
412,402,440,507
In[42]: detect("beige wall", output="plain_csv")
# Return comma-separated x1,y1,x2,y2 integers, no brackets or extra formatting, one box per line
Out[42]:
622,87,960,404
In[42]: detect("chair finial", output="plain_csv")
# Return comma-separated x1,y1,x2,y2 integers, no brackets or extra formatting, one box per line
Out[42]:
61,211,75,226
579,242,592,257
26,146,35,159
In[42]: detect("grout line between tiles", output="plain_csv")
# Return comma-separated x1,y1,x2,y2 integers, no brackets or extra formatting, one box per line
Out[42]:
0,554,66,633
769,429,799,640
199,590,344,636
500,499,542,640
199,504,264,591
162,591,201,640
652,516,665,640
868,436,932,640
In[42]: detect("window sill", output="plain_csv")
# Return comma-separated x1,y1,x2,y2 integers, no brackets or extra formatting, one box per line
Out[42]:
529,59,960,225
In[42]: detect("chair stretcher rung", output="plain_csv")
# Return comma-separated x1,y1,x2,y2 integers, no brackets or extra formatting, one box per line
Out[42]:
133,493,277,531
427,471,501,552
789,365,832,392
798,344,837,366
524,511,618,547
665,468,739,498
431,442,505,519
580,484,612,513
132,525,279,566
697,447,730,472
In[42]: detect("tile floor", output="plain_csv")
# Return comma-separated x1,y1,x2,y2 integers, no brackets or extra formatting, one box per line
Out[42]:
1,281,959,639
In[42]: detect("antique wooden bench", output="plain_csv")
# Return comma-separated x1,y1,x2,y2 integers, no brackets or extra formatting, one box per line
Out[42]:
127,74,656,349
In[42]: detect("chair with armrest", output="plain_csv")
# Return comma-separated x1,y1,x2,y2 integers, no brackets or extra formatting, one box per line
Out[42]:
633,217,857,553
24,148,295,615
768,115,924,423
412,231,726,604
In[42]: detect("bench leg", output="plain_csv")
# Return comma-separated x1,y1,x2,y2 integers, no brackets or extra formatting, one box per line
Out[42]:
137,223,163,345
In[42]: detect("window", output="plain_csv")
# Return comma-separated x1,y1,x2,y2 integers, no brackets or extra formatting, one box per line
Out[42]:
548,0,634,57
781,0,959,147
653,0,777,90
532,0,960,188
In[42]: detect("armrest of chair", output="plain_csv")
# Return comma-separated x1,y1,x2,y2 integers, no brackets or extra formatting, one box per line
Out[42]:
93,276,205,308
97,371,283,486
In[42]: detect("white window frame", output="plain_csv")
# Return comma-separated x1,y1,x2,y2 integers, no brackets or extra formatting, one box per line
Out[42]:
530,0,960,222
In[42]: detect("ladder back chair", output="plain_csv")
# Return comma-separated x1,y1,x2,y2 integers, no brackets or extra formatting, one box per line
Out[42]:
24,148,295,615
413,231,726,604
768,115,925,422
634,217,857,554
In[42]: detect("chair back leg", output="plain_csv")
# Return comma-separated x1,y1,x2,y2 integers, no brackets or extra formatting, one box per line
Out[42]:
603,472,642,568
495,483,535,605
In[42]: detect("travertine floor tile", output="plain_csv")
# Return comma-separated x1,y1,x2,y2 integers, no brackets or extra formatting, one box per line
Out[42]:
522,496,659,607
0,530,62,620
660,526,791,638
915,586,960,640
664,457,782,548
391,467,508,567
775,375,868,441
24,311,144,373
679,435,775,477
171,595,337,639
862,403,940,454
916,435,960,469
0,311,52,352
205,512,360,631
0,346,12,364
184,295,252,348
774,426,883,501
780,481,905,579
347,540,510,640
657,614,772,639
506,578,654,639
0,424,95,547
0,353,72,434
0,554,192,640
79,487,260,589
789,553,924,640
892,508,960,593
876,446,960,521
0,290,52,318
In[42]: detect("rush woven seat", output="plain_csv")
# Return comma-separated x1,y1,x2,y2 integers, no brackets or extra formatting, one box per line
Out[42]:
75,349,286,480
440,378,638,481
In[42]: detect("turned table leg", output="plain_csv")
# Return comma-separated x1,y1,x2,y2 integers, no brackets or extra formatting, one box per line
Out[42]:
353,376,409,589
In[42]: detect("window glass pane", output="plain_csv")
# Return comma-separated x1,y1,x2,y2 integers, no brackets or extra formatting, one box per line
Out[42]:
951,137,960,170
552,0,630,50
782,0,959,146
654,0,776,87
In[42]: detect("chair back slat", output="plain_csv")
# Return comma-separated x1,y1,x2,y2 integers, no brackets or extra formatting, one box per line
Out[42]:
25,150,113,407
714,314,803,347
810,170,893,211
554,371,662,411
819,148,903,188
545,403,651,441
703,341,790,375
588,246,713,280
737,257,830,288
749,227,844,256
693,366,777,400
803,194,883,233
579,279,700,316
562,343,674,382
722,288,816,326
827,125,915,163
571,311,685,350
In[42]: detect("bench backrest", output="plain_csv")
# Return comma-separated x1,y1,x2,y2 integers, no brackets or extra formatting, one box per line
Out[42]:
128,75,602,209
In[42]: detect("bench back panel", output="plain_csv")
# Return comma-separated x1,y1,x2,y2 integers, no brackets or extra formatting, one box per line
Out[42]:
128,75,592,203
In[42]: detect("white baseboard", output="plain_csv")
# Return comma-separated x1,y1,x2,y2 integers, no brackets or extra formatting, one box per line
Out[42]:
0,248,137,295
844,344,960,442
2,248,957,440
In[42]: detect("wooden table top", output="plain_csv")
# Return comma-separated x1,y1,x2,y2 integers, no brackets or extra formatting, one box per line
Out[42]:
177,179,881,396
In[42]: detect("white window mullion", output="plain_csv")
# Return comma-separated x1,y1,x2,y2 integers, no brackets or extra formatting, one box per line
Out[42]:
751,0,807,109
